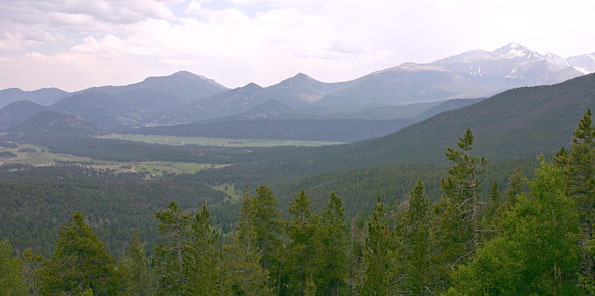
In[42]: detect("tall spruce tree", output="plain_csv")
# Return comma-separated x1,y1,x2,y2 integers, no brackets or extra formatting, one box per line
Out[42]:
118,229,152,296
43,212,118,295
252,185,283,290
285,190,322,295
435,129,488,281
224,187,273,296
360,196,394,296
184,202,220,295
405,180,435,295
566,109,594,286
316,192,349,296
154,201,191,296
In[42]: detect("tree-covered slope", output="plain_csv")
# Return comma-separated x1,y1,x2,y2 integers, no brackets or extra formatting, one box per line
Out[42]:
343,73,595,164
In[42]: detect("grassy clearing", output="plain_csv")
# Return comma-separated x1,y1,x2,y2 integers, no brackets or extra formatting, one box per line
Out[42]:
214,183,243,203
97,133,345,147
0,142,227,176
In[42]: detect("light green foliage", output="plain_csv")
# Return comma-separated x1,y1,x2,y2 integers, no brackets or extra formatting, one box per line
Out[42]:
43,212,118,295
118,229,152,295
448,160,581,295
0,239,27,296
154,201,191,296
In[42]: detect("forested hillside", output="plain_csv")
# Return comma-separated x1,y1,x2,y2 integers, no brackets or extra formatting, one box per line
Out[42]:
1,109,592,295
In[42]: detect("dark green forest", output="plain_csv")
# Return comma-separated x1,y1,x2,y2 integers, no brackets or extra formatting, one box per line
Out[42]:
1,109,592,295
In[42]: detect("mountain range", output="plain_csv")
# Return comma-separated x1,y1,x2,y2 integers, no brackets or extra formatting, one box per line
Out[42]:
1,43,594,141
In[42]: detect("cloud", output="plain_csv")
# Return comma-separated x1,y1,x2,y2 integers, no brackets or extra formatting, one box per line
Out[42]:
1,0,595,91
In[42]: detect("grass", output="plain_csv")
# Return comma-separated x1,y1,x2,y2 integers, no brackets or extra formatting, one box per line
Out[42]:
0,142,228,177
96,133,345,147
214,183,243,203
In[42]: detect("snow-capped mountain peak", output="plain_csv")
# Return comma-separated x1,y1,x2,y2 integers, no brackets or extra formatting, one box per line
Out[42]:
567,53,595,74
494,42,534,58
543,53,569,67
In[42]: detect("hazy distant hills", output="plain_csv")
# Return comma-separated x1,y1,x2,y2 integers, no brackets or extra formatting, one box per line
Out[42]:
9,111,101,137
0,88,69,108
0,100,52,131
132,97,482,141
337,73,595,165
1,43,593,137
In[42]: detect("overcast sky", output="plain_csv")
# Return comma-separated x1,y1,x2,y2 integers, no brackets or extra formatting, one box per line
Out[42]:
1,0,595,91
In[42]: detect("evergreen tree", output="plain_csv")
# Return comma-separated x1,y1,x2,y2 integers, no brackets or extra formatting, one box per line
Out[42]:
447,160,581,295
504,167,525,207
360,196,394,296
285,190,322,295
43,212,118,295
435,128,488,279
154,201,191,296
184,202,220,295
316,192,349,296
225,187,273,296
0,239,27,296
21,248,44,295
405,180,435,295
566,109,594,286
118,229,152,296
480,182,502,241
252,185,283,290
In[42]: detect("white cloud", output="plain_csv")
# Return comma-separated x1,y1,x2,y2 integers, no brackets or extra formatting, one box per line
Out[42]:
1,0,595,91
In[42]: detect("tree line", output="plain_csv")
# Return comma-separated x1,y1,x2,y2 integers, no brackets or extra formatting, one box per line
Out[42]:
1,109,592,295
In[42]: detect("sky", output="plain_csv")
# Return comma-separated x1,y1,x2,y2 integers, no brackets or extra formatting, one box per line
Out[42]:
1,0,595,91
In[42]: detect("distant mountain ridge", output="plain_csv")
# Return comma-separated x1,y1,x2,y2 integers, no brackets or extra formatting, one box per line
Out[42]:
1,43,594,133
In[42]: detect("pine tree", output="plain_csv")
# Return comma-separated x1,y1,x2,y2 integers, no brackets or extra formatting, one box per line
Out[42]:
316,192,349,296
118,229,152,296
436,128,488,275
184,202,220,295
480,182,502,241
360,196,394,296
447,160,581,295
0,239,27,296
154,201,191,296
285,190,322,295
252,185,283,289
43,212,118,295
21,248,43,295
405,180,435,295
504,167,525,207
566,109,594,286
225,187,273,296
